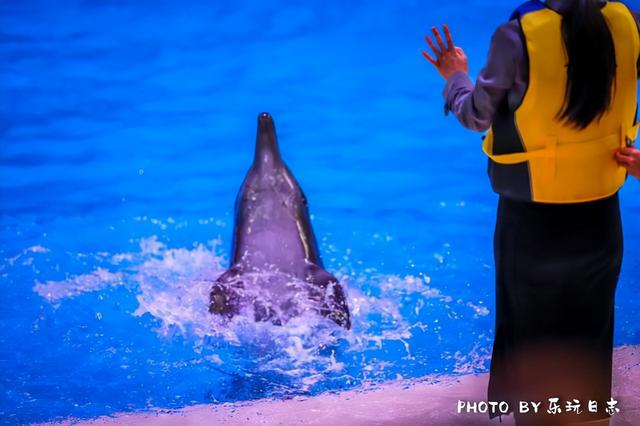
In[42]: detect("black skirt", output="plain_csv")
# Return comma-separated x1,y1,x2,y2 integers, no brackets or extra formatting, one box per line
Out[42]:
487,193,623,424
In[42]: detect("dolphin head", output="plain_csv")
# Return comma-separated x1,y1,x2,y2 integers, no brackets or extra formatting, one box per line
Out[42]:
213,112,351,328
232,112,319,269
253,112,283,169
245,112,299,198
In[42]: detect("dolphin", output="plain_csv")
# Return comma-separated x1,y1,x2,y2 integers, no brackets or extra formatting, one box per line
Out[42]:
209,112,351,329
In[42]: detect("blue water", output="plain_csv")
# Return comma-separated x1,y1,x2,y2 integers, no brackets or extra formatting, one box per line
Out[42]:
2,0,640,424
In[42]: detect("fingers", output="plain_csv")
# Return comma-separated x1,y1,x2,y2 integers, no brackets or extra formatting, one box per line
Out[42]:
443,24,454,51
615,147,640,162
616,147,640,177
615,151,636,167
422,50,438,66
616,152,633,165
618,146,640,155
425,36,442,61
425,35,441,58
432,26,447,53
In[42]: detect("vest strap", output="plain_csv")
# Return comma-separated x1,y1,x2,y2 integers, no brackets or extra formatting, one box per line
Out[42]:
482,134,552,165
483,124,639,165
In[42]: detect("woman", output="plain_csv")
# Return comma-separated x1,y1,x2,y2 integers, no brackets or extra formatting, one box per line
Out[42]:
423,0,640,425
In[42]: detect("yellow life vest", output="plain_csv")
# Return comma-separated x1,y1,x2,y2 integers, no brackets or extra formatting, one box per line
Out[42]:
482,0,639,203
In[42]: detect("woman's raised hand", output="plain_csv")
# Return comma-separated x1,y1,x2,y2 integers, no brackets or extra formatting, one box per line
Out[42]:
422,25,469,81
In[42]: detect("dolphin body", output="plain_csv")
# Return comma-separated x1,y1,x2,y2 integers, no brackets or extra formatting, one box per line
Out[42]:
209,113,351,329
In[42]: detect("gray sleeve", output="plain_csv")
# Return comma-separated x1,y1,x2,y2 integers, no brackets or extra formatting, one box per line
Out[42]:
442,22,523,132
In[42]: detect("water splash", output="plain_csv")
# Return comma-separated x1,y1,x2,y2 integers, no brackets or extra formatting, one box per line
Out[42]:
29,235,492,396
34,268,124,302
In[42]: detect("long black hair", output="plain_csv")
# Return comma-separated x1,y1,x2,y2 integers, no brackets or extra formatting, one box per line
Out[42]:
558,0,616,129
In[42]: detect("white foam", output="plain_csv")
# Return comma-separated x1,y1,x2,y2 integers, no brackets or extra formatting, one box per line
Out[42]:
30,235,494,392
33,268,124,302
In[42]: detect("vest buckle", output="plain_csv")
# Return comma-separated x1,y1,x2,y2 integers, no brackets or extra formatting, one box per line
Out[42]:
626,136,635,148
